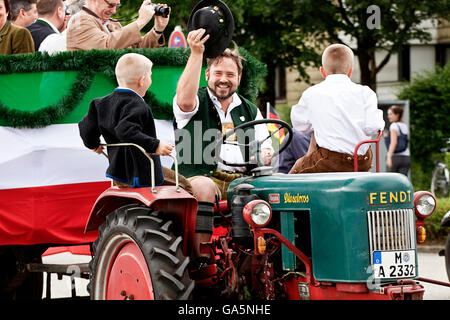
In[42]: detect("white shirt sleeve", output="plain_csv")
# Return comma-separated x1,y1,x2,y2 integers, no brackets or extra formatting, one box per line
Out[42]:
290,94,313,134
39,32,67,55
363,87,385,135
172,94,200,129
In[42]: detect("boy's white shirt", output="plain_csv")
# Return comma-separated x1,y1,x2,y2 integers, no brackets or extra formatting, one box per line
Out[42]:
291,74,385,155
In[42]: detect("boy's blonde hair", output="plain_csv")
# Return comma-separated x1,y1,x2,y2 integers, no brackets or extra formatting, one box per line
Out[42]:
115,53,153,86
321,44,354,75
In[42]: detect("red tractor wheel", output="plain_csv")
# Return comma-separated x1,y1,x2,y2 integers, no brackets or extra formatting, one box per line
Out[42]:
89,205,194,300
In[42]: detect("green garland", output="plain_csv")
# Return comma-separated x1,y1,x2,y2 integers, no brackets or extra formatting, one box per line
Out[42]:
0,47,266,128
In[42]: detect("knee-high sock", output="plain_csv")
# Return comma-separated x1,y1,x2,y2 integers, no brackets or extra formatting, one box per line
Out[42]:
195,201,214,235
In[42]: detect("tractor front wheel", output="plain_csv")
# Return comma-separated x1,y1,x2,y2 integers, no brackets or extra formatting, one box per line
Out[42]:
89,205,194,300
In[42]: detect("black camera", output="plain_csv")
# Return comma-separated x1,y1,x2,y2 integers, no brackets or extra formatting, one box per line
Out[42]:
150,3,170,18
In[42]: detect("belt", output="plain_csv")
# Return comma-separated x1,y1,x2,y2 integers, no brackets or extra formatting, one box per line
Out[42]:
318,146,371,161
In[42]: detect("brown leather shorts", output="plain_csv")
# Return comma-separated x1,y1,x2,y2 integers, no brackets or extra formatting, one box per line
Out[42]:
289,147,373,174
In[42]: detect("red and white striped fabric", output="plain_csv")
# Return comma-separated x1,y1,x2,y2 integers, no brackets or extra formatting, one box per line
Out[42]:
0,121,175,245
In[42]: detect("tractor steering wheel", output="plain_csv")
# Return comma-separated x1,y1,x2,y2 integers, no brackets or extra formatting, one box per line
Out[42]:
216,119,293,168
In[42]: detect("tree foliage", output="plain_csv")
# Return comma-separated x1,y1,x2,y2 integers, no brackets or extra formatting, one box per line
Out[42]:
116,1,450,101
398,64,450,172
291,0,450,91
114,0,322,107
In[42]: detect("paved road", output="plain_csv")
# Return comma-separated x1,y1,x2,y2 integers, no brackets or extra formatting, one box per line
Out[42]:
417,247,450,300
41,252,90,299
41,248,450,300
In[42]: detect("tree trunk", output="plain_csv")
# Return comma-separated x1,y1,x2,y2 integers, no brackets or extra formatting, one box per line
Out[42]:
357,50,377,92
256,59,276,116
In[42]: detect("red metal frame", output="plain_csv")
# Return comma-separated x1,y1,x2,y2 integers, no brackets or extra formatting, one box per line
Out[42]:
284,276,424,300
250,225,428,300
353,130,382,172
252,227,317,286
84,185,198,256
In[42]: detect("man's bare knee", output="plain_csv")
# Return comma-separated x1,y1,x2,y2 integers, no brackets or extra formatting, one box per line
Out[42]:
190,176,216,202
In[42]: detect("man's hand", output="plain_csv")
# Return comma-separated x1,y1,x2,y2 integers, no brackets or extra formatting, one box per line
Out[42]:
187,29,210,56
153,3,170,32
260,148,274,166
155,141,174,156
386,154,393,169
136,0,155,30
92,145,104,155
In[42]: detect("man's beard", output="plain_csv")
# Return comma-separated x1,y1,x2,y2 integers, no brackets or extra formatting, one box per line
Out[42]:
207,81,236,101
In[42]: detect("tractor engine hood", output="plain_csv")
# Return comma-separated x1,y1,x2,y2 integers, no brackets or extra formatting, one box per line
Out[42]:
227,171,416,283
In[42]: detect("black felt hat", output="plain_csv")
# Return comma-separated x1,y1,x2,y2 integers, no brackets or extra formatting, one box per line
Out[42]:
187,0,234,58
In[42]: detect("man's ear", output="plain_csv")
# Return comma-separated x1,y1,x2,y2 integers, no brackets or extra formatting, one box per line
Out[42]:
347,67,353,78
137,76,145,87
320,66,327,79
19,8,25,18
57,6,65,19
205,69,210,81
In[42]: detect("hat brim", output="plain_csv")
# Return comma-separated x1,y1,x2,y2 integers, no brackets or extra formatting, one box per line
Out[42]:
187,0,234,58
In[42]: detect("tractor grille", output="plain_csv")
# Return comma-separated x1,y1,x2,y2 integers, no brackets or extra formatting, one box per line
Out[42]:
367,209,415,253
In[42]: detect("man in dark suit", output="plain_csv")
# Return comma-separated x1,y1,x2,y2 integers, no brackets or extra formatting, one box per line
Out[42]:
26,0,65,51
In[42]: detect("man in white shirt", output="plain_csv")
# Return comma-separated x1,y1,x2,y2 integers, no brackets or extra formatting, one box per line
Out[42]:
289,43,385,174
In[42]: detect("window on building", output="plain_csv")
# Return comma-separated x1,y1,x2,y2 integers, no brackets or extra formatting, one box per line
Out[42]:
436,44,450,67
398,45,410,82
275,65,286,103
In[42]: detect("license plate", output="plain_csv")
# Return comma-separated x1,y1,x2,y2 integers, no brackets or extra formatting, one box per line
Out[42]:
372,250,416,279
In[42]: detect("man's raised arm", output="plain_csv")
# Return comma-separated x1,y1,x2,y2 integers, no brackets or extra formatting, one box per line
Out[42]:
176,29,210,112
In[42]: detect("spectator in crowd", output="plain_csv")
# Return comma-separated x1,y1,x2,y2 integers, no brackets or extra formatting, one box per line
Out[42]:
0,0,34,54
384,105,410,176
38,0,86,54
65,0,84,15
66,0,169,50
27,0,66,51
10,0,37,27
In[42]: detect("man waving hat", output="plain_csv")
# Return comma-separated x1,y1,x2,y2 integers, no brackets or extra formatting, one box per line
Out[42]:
174,0,273,279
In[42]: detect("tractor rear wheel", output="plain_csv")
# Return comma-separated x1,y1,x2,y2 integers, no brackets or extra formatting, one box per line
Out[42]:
89,204,194,300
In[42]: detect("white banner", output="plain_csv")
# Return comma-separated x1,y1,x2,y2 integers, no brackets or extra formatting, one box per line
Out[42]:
0,120,175,189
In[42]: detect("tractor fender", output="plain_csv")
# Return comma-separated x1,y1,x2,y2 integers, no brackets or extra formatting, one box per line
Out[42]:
84,185,197,255
441,210,450,228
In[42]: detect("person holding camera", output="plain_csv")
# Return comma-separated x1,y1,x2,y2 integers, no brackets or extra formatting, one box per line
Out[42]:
66,0,170,50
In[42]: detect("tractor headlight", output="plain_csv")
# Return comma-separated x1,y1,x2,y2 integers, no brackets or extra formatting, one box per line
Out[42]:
243,200,272,227
251,203,271,225
414,191,436,219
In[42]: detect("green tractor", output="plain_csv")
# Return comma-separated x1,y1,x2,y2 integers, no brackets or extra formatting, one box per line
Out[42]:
0,48,444,300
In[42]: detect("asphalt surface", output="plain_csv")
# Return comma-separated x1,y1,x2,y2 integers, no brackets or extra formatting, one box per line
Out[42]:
416,245,450,300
